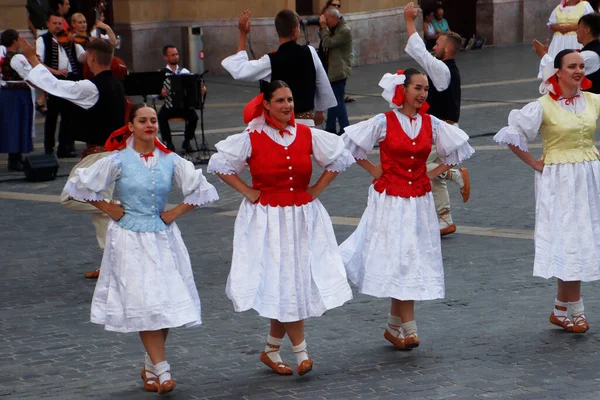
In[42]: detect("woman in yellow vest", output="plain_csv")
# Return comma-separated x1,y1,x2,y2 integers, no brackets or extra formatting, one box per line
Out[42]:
538,0,594,77
496,49,599,334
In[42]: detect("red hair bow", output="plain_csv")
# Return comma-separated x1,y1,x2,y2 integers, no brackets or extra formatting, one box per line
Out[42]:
104,125,172,154
391,69,431,115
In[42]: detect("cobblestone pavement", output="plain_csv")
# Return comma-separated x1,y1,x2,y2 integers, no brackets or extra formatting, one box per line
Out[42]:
2,44,600,399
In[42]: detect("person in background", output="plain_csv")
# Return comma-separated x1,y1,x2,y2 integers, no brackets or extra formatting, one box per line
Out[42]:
432,6,450,34
423,9,439,51
319,6,353,135
0,30,34,172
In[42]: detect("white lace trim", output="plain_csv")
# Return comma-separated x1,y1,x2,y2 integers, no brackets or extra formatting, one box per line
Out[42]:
493,127,530,152
325,149,356,172
441,143,476,166
183,185,220,207
63,178,105,202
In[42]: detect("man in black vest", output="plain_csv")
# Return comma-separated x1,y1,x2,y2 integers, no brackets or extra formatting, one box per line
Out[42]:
20,37,126,279
221,9,336,127
404,2,470,236
36,11,85,157
534,13,600,94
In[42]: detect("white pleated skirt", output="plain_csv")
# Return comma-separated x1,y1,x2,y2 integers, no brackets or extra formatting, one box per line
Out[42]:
340,185,445,301
226,199,353,322
91,221,202,333
534,160,600,281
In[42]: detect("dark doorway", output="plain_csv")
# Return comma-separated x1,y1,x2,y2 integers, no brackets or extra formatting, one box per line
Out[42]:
420,0,477,39
296,0,314,16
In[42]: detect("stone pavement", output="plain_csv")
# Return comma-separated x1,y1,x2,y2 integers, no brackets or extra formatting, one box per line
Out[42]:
2,43,600,399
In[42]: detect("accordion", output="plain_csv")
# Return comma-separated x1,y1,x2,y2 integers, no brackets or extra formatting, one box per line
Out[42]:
165,74,204,109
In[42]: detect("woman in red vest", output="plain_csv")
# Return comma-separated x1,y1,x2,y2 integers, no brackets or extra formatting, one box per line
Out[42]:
207,80,354,376
339,68,474,350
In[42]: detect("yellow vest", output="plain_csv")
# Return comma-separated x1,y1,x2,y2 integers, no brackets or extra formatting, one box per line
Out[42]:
554,1,589,35
539,92,600,164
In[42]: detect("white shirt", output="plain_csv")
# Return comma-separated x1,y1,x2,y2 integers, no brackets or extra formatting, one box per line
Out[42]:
164,64,190,75
540,51,600,76
405,32,451,91
35,35,86,72
221,46,337,112
24,64,99,109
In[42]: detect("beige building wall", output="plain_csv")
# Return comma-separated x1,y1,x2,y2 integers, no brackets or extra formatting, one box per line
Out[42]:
1,0,28,31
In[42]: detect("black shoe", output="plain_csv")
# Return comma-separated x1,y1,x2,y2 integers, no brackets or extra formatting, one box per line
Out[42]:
7,160,24,172
56,150,77,158
45,149,54,155
181,141,194,153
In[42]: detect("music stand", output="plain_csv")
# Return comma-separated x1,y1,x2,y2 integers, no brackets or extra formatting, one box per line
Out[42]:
123,71,165,102
177,70,215,165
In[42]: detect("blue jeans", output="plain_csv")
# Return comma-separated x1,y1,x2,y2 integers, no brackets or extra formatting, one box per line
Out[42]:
326,79,349,135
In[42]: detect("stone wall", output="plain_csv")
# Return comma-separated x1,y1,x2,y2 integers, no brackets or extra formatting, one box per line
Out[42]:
476,0,561,46
114,6,416,74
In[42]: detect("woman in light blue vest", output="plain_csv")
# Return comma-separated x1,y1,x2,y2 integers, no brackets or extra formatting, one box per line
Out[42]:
63,104,219,394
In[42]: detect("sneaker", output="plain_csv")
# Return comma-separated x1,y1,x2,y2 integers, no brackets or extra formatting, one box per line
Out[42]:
464,36,475,51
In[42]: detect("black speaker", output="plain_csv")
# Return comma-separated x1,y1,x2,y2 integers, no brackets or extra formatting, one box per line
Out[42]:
23,154,60,182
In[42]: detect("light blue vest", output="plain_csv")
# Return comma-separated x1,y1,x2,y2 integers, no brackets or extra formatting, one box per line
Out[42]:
116,147,175,232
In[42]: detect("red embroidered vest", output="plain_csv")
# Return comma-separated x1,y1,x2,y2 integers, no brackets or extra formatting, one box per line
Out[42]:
248,124,314,206
373,111,432,198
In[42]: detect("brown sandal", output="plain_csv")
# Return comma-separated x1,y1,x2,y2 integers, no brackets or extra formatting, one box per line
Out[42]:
404,332,420,348
260,351,293,375
571,313,590,333
297,358,313,376
140,369,159,392
157,378,176,394
84,269,100,279
550,310,574,332
384,327,408,350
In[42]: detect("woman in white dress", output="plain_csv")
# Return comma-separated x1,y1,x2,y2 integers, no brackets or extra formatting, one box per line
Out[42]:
496,49,600,334
339,69,474,350
207,80,354,376
63,104,219,393
539,0,594,77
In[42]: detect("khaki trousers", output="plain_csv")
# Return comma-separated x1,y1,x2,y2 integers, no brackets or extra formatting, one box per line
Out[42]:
60,152,114,250
426,144,450,216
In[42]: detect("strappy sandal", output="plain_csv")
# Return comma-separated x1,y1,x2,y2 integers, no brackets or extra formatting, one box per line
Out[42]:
550,308,574,332
140,369,159,392
158,378,176,394
384,326,408,350
297,358,313,376
260,347,293,375
571,313,590,333
404,332,420,349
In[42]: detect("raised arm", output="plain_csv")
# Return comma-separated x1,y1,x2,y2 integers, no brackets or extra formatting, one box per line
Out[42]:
403,2,450,91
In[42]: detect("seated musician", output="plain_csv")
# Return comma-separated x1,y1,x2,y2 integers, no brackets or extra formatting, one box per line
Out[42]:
158,45,206,153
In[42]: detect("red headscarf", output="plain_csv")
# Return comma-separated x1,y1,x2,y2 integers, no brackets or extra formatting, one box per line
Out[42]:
547,73,592,101
243,93,296,137
104,125,172,153
391,70,431,115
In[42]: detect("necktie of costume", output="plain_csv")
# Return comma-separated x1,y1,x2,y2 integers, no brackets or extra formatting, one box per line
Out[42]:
140,152,154,161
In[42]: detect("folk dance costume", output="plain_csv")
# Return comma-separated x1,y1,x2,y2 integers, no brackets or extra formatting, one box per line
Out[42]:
207,95,354,373
0,50,34,171
494,67,600,333
221,41,336,126
405,31,471,236
63,132,218,389
339,72,474,348
538,1,594,78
